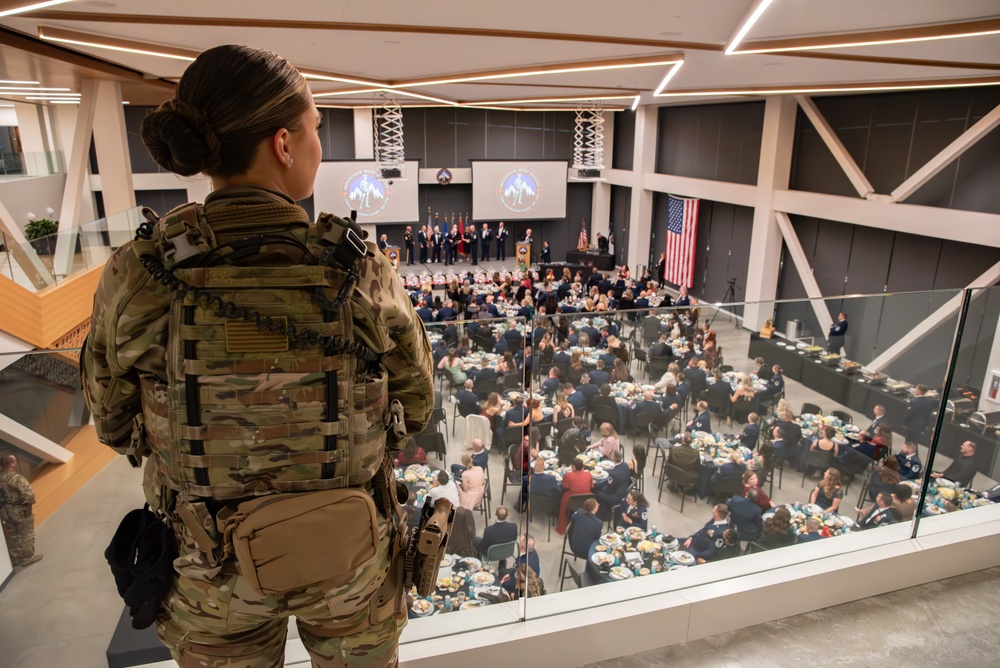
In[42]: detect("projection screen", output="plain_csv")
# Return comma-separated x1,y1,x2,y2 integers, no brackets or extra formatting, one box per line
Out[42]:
313,160,419,223
471,161,568,221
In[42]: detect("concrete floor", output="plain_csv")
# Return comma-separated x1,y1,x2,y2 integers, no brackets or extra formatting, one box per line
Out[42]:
585,566,1000,668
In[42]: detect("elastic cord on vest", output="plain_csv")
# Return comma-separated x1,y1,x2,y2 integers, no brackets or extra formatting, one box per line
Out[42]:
134,222,380,364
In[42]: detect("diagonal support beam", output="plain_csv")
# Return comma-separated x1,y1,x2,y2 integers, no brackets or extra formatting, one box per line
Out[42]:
0,197,54,289
774,210,834,336
0,414,73,464
795,95,875,199
867,260,1000,372
891,102,1000,203
54,79,97,278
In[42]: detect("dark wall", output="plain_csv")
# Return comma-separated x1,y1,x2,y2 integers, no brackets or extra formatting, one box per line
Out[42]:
612,110,635,170
790,86,1000,215
655,101,764,184
651,193,753,305
400,108,576,168
379,182,591,263
610,185,631,267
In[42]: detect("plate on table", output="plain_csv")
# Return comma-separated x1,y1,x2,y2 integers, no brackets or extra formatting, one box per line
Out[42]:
926,504,947,515
538,450,556,459
973,498,993,508
615,398,628,405
626,526,646,542
469,571,495,586
936,479,958,488
541,470,563,482
591,551,615,566
803,504,824,516
411,599,434,616
439,555,454,568
599,460,617,470
600,532,624,548
460,557,483,572
591,469,609,481
543,407,554,415
657,536,680,551
840,516,855,529
609,566,634,580
843,424,861,434
472,585,501,600
672,551,695,565
460,599,490,610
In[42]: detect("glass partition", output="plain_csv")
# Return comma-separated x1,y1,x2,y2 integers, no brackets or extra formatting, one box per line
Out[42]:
0,150,64,179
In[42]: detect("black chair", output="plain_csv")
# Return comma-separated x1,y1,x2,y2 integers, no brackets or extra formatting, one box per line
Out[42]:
710,474,744,504
801,402,823,416
430,407,448,436
659,463,695,512
500,443,524,506
483,540,517,572
745,540,769,555
631,349,647,376
503,373,524,391
630,410,657,439
718,365,734,374
503,425,526,449
416,432,447,463
563,561,589,590
528,493,558,542
473,377,498,400
831,410,854,424
800,449,837,487
591,405,620,432
559,519,582,592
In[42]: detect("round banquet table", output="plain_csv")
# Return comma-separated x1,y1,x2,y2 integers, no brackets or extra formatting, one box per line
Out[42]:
585,527,695,583
407,554,502,617
762,503,855,538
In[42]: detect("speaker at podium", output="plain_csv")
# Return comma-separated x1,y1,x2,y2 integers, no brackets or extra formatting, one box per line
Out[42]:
516,242,530,270
383,245,400,270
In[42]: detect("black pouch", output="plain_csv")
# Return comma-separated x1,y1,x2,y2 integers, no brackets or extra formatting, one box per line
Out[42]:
105,505,178,629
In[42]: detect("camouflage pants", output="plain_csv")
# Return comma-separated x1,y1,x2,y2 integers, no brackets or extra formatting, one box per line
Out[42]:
2,506,35,566
157,512,406,668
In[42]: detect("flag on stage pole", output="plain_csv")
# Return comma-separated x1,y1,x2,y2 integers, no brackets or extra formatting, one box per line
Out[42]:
458,214,465,255
427,207,432,230
442,212,448,236
665,195,700,288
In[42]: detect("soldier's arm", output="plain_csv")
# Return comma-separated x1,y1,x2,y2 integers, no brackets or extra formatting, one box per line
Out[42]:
15,475,35,505
81,244,171,455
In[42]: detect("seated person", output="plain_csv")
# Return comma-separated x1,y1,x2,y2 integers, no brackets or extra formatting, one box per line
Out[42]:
568,498,604,559
809,468,844,513
528,456,563,508
557,417,589,466
587,422,621,459
705,370,733,420
595,449,631,509
557,459,594,535
891,484,916,521
683,503,733,564
589,360,610,387
867,457,901,503
394,438,427,466
739,413,761,450
759,506,795,549
727,490,763,541
473,357,498,387
662,433,701,490
810,426,840,458
631,390,663,422
456,454,486,511
849,431,879,459
576,372,601,404
855,491,895,530
451,438,489,482
615,491,649,531
589,383,619,417
456,379,481,411
474,506,518,557
930,441,979,487
425,470,461,508
796,517,825,543
686,400,712,433
895,441,923,481
512,534,541,577
541,367,562,397
741,471,775,511
447,507,480,559
712,450,748,483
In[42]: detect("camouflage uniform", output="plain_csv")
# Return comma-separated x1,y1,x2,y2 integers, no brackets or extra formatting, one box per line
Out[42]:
0,469,37,567
82,187,434,667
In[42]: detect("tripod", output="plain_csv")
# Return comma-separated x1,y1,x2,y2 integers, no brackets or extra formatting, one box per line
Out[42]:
709,278,741,329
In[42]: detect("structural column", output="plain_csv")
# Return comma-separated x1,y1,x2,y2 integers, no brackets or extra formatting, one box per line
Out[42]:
92,80,136,247
352,108,377,240
743,96,797,330
589,112,614,243
625,105,656,273
12,103,51,176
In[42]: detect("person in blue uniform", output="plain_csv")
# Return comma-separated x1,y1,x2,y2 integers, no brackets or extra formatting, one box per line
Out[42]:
418,225,428,263
856,491,895,530
541,241,551,263
568,499,603,559
740,413,761,450
902,385,936,442
895,441,923,481
827,312,848,353
615,491,649,531
442,229,454,266
595,450,630,509
456,379,481,412
727,491,763,541
674,287,690,308
796,518,825,543
589,360,610,388
686,400,711,432
496,222,509,261
528,457,563,508
541,367,561,397
480,223,492,260
415,300,434,323
403,225,414,265
683,504,731,563
469,227,479,265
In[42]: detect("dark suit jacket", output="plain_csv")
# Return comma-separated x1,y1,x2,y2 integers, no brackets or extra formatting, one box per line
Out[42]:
649,342,670,359
457,390,481,410
492,338,508,354
688,410,711,433
577,383,600,404
475,368,498,385
589,370,610,387
567,391,588,413
479,520,518,555
685,367,707,393
552,351,571,364
727,495,763,539
740,423,760,450
667,445,701,485
903,396,936,435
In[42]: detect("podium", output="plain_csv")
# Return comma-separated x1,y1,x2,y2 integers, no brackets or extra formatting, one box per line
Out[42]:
383,245,400,270
516,242,531,270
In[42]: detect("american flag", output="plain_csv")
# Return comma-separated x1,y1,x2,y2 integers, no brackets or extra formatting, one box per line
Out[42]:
665,195,699,288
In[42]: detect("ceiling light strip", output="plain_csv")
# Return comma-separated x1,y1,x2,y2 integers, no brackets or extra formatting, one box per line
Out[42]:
465,94,638,106
652,61,684,95
732,17,1000,55
654,75,1000,97
388,53,684,88
724,0,776,55
38,26,199,61
0,79,39,85
631,95,640,111
0,86,71,92
0,0,73,18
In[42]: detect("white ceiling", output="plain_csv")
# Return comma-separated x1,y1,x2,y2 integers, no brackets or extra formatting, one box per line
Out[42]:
0,0,997,108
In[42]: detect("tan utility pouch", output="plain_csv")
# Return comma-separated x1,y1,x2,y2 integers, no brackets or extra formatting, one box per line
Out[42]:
220,489,379,596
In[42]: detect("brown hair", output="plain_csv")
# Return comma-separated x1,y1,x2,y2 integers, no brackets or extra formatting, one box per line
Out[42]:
141,45,312,177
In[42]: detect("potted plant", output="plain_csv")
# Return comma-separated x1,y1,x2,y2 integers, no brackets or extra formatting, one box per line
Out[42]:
24,218,59,255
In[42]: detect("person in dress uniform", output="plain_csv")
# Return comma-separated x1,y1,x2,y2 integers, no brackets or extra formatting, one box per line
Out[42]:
442,228,454,266
432,225,443,263
896,442,923,481
683,504,731,563
496,222,509,261
481,223,492,260
541,241,551,263
857,492,895,530
418,225,428,263
404,225,415,265
469,227,479,266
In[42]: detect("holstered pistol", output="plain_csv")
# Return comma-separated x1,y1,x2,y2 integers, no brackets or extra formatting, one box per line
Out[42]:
404,498,455,596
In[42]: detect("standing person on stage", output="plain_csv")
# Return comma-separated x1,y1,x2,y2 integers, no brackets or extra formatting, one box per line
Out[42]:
82,45,435,667
523,228,534,245
404,225,415,265
469,225,480,266
442,227,454,267
448,225,460,264
597,233,609,253
541,240,551,263
481,222,492,261
657,252,666,284
432,225,443,263
418,224,428,264
827,312,848,353
497,221,509,261
0,454,43,568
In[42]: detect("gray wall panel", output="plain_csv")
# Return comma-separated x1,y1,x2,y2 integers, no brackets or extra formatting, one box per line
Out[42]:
863,93,919,194
655,102,764,185
455,109,487,167
612,110,635,170
934,241,1000,289
612,185,632,268
885,235,940,292
844,226,893,294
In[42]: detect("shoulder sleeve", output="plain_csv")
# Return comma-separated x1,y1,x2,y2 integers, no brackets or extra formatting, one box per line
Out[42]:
15,474,35,504
353,246,434,443
81,242,171,454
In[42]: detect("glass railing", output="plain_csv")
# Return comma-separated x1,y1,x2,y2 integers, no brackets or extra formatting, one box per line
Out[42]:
0,207,144,289
2,283,998,665
0,150,64,179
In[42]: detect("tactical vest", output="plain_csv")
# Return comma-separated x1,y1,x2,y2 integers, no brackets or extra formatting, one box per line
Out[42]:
133,203,395,504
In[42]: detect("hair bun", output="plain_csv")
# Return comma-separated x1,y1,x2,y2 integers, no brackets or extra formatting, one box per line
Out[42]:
140,99,222,176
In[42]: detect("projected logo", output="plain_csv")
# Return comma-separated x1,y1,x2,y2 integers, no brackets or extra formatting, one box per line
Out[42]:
341,168,390,218
497,167,542,215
